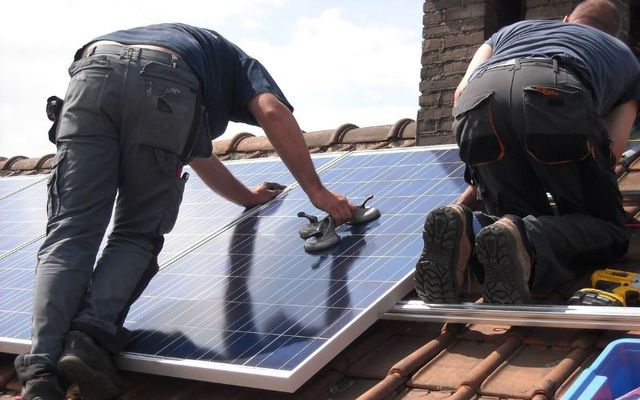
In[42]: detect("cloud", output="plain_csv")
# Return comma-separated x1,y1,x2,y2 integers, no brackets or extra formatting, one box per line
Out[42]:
234,7,420,135
0,1,421,156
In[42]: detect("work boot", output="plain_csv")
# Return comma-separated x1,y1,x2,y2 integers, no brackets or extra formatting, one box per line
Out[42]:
57,331,124,400
19,375,65,400
475,216,533,304
415,204,474,303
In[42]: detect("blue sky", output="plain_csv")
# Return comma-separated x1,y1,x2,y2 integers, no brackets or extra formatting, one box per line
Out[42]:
0,0,423,157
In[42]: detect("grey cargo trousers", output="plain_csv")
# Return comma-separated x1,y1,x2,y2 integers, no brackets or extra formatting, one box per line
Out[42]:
16,44,201,380
454,59,629,293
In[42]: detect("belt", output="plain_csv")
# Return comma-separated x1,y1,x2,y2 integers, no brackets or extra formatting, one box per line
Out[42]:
81,41,184,67
487,57,561,70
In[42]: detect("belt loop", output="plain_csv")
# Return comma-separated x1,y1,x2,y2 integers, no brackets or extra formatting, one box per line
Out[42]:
514,58,521,70
171,54,178,68
553,59,559,85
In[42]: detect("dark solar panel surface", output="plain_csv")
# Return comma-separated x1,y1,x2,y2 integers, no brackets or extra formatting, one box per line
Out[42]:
123,148,465,373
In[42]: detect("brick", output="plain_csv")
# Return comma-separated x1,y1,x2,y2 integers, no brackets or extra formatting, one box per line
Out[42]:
424,24,450,37
445,3,485,20
460,16,486,32
419,77,459,92
419,93,441,107
419,107,454,120
425,11,444,25
444,31,485,48
443,61,469,74
425,38,445,51
431,0,463,9
421,65,443,80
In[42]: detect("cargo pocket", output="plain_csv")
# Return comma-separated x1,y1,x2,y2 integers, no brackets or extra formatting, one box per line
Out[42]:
158,175,187,235
46,146,68,219
453,91,504,166
139,62,199,156
523,85,590,164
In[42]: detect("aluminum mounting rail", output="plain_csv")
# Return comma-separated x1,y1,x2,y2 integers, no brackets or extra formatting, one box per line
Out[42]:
381,300,640,331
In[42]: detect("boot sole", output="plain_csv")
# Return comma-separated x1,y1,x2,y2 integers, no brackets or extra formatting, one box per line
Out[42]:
58,355,123,400
415,206,472,303
476,224,531,304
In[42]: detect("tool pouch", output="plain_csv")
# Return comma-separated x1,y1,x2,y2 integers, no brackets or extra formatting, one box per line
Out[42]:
46,95,64,144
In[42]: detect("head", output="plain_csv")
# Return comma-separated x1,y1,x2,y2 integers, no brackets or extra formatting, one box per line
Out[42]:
565,0,621,37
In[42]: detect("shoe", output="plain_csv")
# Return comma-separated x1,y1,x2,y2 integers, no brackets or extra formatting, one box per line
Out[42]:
57,331,124,400
475,216,532,304
414,204,474,303
19,375,65,400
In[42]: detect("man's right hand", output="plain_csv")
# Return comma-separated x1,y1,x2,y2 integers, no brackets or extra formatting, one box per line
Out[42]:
308,188,356,226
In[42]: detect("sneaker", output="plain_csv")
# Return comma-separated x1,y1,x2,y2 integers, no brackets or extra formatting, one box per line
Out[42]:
475,216,532,304
57,331,124,400
19,375,65,400
414,204,474,303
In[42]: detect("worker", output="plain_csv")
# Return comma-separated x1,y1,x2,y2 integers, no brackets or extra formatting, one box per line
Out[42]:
415,0,640,306
15,23,355,400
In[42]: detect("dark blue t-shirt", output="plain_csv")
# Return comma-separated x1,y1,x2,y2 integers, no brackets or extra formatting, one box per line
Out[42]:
472,20,640,116
84,23,293,140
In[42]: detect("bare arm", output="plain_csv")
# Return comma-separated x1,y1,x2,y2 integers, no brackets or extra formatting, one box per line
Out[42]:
190,156,283,208
454,43,493,106
605,100,639,162
248,92,355,224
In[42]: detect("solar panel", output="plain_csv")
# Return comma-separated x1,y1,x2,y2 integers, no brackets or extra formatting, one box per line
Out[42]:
0,240,43,352
0,181,47,257
0,146,466,392
0,176,46,200
119,146,465,391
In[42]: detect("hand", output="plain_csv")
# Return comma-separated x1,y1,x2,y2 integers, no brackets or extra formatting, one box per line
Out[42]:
308,188,357,226
244,182,286,208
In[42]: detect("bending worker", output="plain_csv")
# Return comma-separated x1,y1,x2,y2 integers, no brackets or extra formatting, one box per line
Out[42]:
15,23,355,400
415,0,640,305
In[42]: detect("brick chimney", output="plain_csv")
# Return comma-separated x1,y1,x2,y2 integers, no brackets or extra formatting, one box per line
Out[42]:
416,0,635,146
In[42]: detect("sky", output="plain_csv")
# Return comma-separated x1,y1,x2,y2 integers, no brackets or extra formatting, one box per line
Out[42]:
0,0,424,157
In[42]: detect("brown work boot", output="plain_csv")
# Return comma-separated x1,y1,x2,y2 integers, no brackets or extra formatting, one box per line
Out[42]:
475,216,533,304
414,204,474,303
57,331,124,400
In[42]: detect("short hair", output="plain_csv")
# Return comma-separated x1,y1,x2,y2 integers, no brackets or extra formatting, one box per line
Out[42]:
569,0,621,36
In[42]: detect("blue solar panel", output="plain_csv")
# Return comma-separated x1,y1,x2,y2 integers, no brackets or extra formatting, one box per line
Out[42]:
0,181,47,257
0,240,42,349
120,147,465,391
0,147,467,392
0,176,45,200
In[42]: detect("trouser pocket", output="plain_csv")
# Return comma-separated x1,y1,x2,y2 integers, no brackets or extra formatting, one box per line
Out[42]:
138,61,199,156
523,85,591,164
158,169,187,235
453,91,504,166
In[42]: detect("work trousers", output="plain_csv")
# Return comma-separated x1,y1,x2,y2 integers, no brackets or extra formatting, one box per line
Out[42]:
16,45,201,380
453,59,629,292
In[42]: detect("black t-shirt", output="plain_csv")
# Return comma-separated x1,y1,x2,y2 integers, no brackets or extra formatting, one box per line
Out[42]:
84,23,293,140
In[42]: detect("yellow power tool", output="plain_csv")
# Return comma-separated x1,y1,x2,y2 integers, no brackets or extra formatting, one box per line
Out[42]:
568,268,640,307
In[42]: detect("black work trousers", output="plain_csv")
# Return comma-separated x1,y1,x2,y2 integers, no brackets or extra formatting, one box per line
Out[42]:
16,45,201,381
453,59,629,293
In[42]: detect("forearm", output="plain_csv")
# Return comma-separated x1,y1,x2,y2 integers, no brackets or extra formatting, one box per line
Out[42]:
189,156,255,207
249,94,325,197
605,100,639,161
